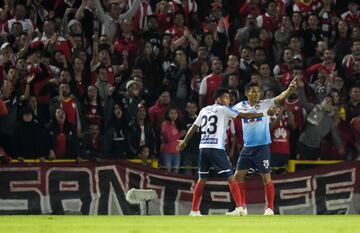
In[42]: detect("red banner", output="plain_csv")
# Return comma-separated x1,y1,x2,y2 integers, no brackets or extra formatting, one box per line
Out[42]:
0,161,359,215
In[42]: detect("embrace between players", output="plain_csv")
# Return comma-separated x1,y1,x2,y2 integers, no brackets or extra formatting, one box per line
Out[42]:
176,76,299,216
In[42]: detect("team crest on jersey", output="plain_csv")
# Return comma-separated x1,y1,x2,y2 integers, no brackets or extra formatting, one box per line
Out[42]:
243,117,263,124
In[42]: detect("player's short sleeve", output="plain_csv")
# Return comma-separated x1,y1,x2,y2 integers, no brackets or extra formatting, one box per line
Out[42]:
256,15,263,28
341,12,347,20
223,106,239,119
199,77,207,95
261,98,276,109
232,101,248,112
273,65,280,75
193,109,203,127
191,0,198,12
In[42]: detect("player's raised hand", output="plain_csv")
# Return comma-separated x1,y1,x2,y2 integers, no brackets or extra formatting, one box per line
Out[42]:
289,76,298,92
267,106,281,116
176,140,187,152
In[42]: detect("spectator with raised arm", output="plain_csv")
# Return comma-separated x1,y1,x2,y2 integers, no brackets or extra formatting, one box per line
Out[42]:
93,0,141,42
296,77,345,160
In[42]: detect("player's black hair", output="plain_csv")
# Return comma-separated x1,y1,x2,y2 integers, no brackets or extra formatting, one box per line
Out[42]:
244,82,260,93
214,87,230,99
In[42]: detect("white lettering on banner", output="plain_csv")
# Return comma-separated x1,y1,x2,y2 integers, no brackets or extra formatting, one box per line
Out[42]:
210,192,231,202
94,166,127,215
125,168,145,192
274,176,313,215
147,174,194,215
45,167,95,215
59,181,79,192
313,169,355,214
61,199,82,213
2,167,43,213
275,169,356,215
0,200,28,210
204,181,235,214
0,164,358,215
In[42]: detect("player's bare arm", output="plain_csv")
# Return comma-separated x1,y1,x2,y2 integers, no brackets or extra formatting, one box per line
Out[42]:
274,76,299,105
176,124,199,152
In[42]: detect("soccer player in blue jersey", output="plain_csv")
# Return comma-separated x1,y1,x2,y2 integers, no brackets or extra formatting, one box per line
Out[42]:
177,87,274,216
228,77,298,216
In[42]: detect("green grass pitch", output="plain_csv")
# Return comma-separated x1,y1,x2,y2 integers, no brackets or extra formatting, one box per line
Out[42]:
0,215,359,233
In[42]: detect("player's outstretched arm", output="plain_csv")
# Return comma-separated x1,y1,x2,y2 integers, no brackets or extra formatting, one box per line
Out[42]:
237,112,264,119
274,76,299,105
176,124,199,152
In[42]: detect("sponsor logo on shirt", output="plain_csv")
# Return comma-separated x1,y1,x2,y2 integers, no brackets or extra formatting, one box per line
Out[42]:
200,138,218,144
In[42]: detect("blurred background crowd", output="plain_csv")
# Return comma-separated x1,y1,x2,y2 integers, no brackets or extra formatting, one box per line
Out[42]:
0,0,360,175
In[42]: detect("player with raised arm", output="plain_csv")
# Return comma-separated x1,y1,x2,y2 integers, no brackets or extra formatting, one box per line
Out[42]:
228,76,298,216
177,87,275,216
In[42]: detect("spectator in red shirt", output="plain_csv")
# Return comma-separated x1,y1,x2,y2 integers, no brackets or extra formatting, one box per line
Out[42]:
114,19,141,64
256,0,281,34
270,106,296,170
293,0,321,16
32,20,71,62
169,0,198,29
166,12,188,41
199,58,224,108
240,0,261,19
190,45,209,76
149,90,171,133
341,0,360,28
84,85,103,127
91,42,127,86
129,0,153,32
225,54,240,76
273,48,294,88
191,61,210,98
0,97,8,117
47,107,77,159
350,116,360,159
49,82,83,135
304,48,337,83
70,57,88,101
155,0,173,32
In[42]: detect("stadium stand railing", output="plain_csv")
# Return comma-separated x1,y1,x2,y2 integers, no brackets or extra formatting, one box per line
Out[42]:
287,160,344,172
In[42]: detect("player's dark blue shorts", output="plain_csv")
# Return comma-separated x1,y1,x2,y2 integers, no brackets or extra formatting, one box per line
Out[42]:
236,145,271,173
198,148,233,178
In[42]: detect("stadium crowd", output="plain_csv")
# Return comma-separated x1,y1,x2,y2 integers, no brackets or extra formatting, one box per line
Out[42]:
0,0,360,174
